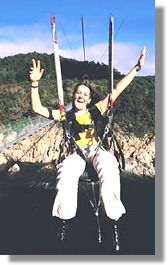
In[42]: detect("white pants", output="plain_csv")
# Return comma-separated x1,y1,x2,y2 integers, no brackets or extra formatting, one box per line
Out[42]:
52,146,126,221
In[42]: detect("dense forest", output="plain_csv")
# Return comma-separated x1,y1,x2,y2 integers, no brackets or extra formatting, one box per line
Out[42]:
0,52,123,84
0,53,155,138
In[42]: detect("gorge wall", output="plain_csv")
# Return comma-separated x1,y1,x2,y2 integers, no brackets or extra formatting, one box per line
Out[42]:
0,123,155,177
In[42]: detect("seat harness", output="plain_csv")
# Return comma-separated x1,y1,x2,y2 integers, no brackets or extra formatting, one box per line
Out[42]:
57,105,125,172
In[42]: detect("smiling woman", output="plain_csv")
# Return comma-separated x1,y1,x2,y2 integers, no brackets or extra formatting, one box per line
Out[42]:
73,85,91,112
29,46,146,251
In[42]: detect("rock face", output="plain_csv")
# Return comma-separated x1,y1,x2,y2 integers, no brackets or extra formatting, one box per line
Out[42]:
0,123,155,177
115,129,155,177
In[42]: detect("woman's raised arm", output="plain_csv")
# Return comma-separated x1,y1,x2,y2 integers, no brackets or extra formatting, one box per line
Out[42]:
101,47,147,111
29,59,60,121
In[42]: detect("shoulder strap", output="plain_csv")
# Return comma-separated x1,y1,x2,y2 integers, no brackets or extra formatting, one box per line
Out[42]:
66,110,80,140
90,106,125,170
58,117,87,163
66,110,93,140
89,105,109,139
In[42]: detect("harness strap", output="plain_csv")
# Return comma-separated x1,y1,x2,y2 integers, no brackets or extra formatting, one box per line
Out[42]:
90,105,125,171
58,119,87,163
58,106,125,172
66,110,94,140
107,93,114,111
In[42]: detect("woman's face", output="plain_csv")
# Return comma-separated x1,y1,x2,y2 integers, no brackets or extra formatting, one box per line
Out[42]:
73,85,91,112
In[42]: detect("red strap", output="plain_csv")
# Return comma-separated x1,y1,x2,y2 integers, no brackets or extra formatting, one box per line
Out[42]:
50,15,55,25
59,104,64,114
108,95,114,110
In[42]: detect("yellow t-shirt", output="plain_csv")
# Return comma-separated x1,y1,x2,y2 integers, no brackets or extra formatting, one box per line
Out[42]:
75,101,104,148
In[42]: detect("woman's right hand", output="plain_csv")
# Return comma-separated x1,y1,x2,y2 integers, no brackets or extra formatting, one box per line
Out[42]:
29,59,44,83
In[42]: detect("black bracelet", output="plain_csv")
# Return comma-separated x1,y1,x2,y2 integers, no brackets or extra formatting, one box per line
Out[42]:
31,85,38,89
135,65,141,72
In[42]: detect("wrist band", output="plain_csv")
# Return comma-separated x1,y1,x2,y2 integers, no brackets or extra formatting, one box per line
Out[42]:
31,85,38,89
135,65,141,72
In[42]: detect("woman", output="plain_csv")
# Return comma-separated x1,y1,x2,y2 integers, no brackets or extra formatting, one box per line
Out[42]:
29,47,147,250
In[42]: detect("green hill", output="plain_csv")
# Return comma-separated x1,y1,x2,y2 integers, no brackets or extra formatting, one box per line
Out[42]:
0,52,122,84
0,53,155,138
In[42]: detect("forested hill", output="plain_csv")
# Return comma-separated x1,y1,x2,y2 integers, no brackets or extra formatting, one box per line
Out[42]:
0,52,123,84
0,52,155,138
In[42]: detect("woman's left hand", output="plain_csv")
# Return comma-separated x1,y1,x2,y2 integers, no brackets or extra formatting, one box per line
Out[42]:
137,46,147,68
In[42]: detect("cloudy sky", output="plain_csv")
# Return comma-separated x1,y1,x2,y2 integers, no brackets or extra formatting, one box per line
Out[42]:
0,0,155,76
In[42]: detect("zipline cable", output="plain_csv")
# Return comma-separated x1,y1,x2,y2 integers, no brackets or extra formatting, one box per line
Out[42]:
57,16,76,60
81,14,86,61
97,18,125,63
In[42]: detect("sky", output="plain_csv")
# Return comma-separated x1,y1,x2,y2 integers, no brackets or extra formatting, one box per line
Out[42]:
0,0,155,76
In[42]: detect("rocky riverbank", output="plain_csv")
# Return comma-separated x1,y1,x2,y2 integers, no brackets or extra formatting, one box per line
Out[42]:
0,123,155,177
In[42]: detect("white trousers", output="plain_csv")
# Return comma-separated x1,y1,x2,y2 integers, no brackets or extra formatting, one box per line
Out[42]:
52,146,126,221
